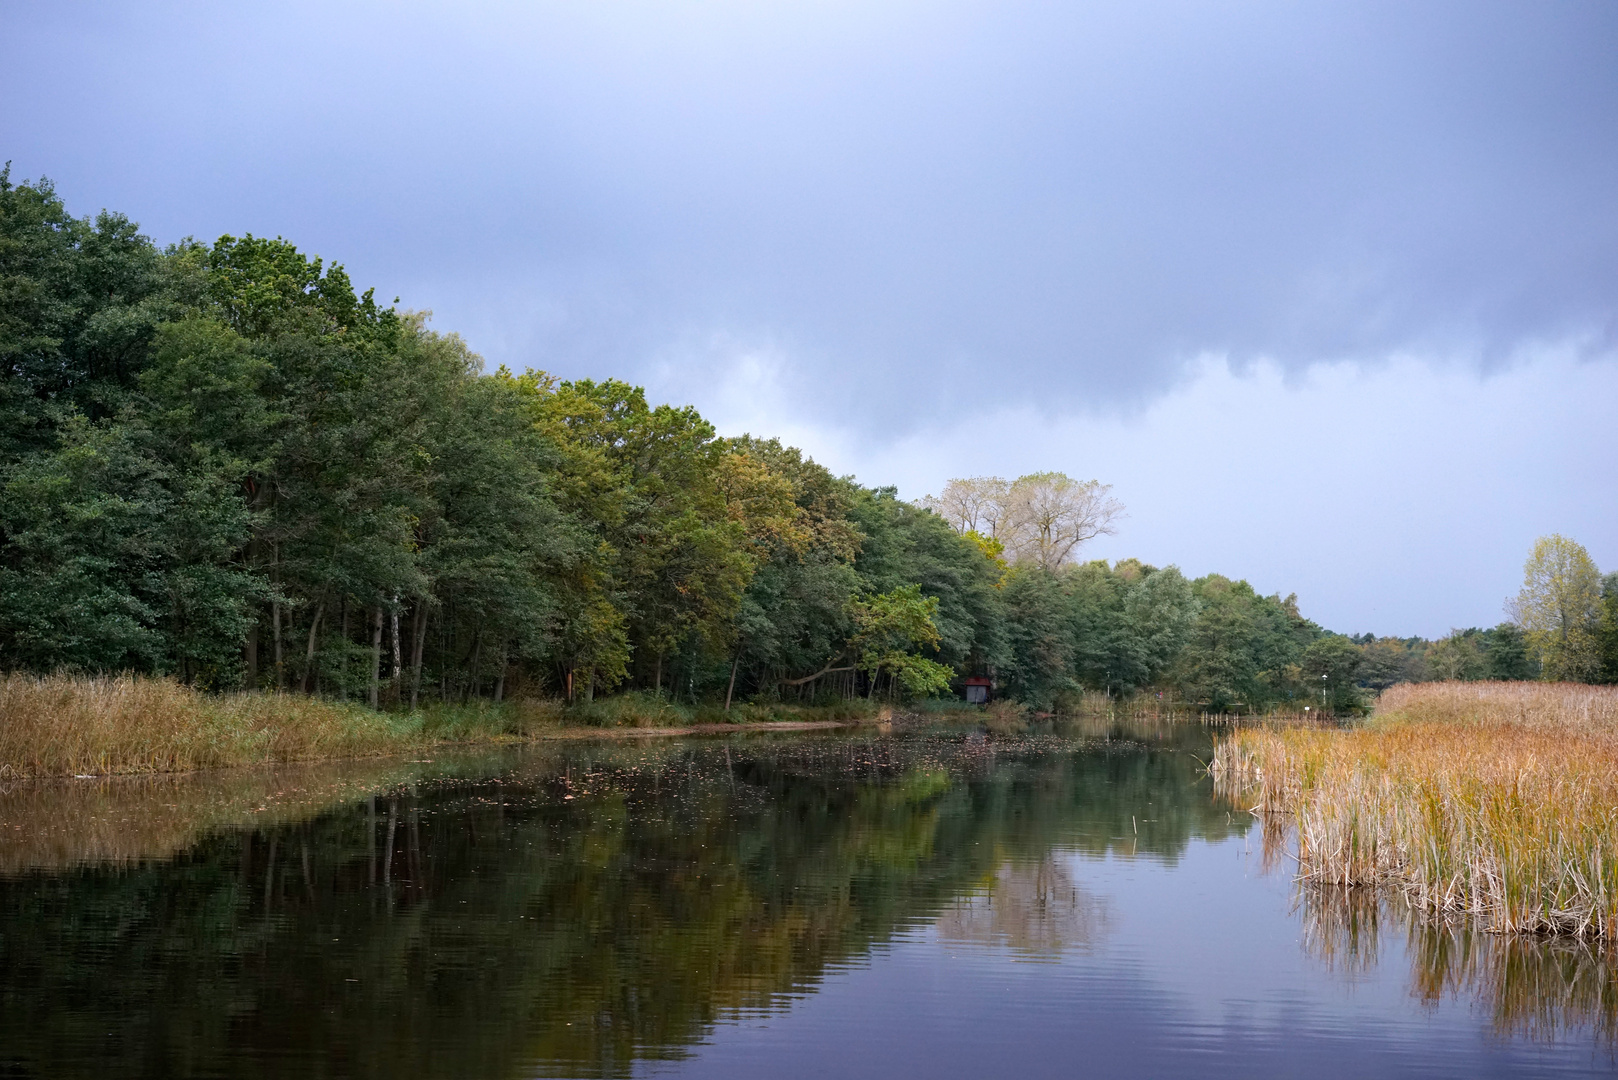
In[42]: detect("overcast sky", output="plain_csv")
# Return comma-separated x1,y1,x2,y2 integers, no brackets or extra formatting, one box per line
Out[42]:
4,0,1614,637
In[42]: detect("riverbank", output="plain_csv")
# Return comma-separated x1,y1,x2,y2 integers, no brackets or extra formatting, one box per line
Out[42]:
1210,681,1618,941
0,674,887,779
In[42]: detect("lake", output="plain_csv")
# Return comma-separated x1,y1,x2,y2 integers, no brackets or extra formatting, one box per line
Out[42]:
1,718,1613,1078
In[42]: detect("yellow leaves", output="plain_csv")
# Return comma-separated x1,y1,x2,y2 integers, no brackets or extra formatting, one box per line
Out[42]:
714,449,805,556
1509,534,1604,681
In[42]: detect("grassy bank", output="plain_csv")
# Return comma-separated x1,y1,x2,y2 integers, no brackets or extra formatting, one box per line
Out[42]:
1211,681,1618,941
0,674,880,779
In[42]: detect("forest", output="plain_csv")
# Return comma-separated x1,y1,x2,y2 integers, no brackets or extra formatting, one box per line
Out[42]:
3,170,1616,716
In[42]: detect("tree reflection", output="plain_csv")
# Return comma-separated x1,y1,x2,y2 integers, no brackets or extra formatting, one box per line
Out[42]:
936,857,1112,957
0,730,1238,1078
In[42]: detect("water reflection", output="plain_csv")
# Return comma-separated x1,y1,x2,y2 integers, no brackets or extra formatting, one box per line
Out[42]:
936,857,1112,958
0,722,1611,1078
0,754,490,873
0,728,1235,1078
1299,884,1618,1044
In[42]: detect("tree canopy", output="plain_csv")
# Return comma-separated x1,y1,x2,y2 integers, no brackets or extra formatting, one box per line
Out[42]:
3,171,1607,713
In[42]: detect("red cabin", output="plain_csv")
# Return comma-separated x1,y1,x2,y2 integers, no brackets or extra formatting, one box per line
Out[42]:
963,676,992,705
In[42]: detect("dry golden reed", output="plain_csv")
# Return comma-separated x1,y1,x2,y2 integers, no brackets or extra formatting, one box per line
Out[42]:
1211,681,1618,941
0,673,571,779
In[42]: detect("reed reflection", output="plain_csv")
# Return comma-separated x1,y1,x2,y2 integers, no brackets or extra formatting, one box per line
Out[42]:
1298,877,1618,1042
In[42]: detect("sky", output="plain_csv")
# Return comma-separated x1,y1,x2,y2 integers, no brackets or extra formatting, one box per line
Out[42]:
4,0,1614,637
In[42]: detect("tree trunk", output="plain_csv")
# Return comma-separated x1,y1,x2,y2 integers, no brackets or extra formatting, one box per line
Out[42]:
340,602,350,700
468,627,483,702
383,800,397,886
390,605,402,680
272,599,285,689
369,606,383,709
586,669,594,703
655,651,663,698
410,602,428,710
494,646,507,703
245,622,259,688
301,603,324,693
725,653,740,711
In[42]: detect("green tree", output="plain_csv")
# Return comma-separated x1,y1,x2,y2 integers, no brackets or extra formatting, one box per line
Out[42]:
852,487,1006,674
1508,534,1603,682
998,565,1075,709
726,438,863,701
1300,634,1365,711
1597,573,1618,684
1482,622,1537,681
0,414,258,682
0,168,178,459
1425,629,1489,682
847,584,955,698
1356,636,1428,690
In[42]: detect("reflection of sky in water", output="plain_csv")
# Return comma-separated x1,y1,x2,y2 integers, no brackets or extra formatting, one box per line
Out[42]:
656,839,1611,1079
3,730,1612,1078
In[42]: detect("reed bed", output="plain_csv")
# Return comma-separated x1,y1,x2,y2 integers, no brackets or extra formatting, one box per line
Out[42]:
1210,681,1618,942
0,674,886,779
0,673,568,778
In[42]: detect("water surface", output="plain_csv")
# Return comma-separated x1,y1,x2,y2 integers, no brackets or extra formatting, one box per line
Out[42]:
1,720,1612,1077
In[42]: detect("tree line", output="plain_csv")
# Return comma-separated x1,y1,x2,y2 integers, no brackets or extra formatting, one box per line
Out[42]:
2,171,1611,713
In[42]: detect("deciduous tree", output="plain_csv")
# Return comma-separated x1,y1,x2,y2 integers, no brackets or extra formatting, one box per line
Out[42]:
1508,535,1603,682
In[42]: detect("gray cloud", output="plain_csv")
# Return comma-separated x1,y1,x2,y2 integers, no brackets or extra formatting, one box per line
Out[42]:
5,0,1614,431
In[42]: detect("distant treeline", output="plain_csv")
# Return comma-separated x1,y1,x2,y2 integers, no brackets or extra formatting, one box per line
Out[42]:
3,171,1613,713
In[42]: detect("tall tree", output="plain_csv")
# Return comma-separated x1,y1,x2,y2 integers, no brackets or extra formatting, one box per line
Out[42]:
924,472,1123,572
1507,534,1603,682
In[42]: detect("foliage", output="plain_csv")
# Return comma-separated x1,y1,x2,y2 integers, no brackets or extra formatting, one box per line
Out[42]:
921,472,1123,571
848,585,955,697
8,173,1603,719
1508,534,1604,681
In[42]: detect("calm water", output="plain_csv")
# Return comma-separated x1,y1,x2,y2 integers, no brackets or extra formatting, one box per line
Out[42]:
1,720,1614,1078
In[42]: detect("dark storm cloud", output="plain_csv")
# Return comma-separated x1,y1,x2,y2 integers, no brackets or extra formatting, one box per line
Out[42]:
4,0,1615,423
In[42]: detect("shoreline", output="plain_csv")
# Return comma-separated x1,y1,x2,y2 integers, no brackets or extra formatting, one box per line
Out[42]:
529,717,877,741
0,673,906,781
0,718,879,783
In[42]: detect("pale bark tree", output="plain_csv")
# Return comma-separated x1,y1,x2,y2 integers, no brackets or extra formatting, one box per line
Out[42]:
922,477,1012,538
924,473,1123,571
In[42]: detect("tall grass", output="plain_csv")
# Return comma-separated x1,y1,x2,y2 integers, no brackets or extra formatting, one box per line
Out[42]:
0,673,566,778
1211,681,1618,942
0,674,885,779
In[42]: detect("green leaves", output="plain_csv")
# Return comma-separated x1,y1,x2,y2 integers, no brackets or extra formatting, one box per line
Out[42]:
0,413,258,681
849,584,953,697
11,172,1464,712
1509,535,1605,682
